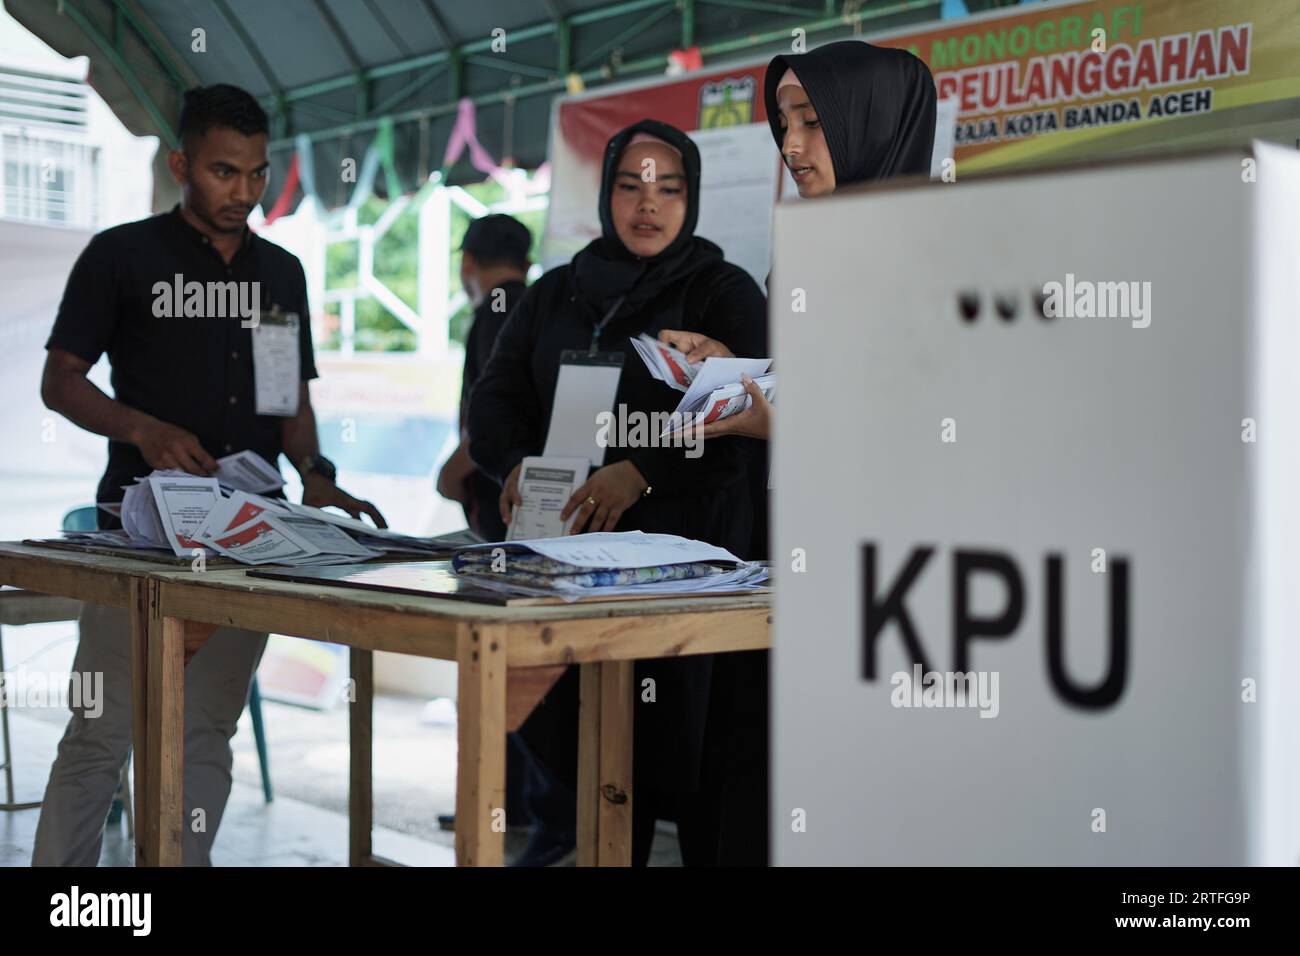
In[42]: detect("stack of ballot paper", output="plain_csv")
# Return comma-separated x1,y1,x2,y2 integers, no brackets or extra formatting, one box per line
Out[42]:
452,531,770,601
629,333,774,430
60,451,481,566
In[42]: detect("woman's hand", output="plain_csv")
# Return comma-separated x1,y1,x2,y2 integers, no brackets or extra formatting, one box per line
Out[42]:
691,374,772,441
498,462,523,527
657,329,734,363
560,460,648,534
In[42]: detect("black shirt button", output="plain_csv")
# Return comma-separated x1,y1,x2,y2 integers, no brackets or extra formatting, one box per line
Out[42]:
228,395,237,405
224,444,233,452
231,350,239,359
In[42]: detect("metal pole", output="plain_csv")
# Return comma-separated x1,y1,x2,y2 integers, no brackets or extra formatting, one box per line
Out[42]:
0,625,42,812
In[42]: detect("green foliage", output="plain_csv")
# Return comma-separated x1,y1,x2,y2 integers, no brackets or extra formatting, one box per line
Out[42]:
321,180,547,354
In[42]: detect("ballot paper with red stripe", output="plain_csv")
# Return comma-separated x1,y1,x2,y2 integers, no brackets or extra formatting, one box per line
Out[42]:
630,333,773,430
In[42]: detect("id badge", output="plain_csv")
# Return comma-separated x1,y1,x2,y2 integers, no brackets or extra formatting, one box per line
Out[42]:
252,307,301,416
545,349,625,468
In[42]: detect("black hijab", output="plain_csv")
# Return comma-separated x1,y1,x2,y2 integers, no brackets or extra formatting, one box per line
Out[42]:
570,119,722,320
765,40,936,186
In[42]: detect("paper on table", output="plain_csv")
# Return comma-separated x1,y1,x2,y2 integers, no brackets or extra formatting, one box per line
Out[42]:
193,490,288,543
146,475,223,556
507,456,590,541
459,559,770,602
271,513,380,558
121,480,166,544
214,450,284,493
279,501,422,543
463,530,741,569
206,514,320,565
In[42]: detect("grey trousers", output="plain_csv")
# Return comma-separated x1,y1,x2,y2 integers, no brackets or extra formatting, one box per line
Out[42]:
32,602,267,866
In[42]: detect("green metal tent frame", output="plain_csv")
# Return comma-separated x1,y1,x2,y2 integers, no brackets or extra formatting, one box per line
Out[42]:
50,0,980,156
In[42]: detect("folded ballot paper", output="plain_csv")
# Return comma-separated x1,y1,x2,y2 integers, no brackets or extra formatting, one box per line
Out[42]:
452,531,770,601
65,451,479,566
629,333,774,431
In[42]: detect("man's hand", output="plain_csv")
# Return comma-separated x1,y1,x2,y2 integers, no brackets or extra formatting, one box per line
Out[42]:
436,443,475,505
498,462,523,528
560,460,647,534
657,329,735,363
689,374,772,441
132,418,218,475
302,473,387,528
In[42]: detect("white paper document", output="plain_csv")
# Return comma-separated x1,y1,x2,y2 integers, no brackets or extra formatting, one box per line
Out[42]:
146,475,223,556
630,334,699,390
676,357,773,418
690,123,782,287
630,333,773,431
121,479,167,545
507,456,590,541
193,490,288,543
270,513,380,558
68,467,460,565
544,354,623,468
464,530,742,569
252,313,301,416
206,515,319,565
214,450,284,493
462,559,770,602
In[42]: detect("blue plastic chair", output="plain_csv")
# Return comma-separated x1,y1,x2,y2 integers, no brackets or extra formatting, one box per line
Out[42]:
60,506,274,821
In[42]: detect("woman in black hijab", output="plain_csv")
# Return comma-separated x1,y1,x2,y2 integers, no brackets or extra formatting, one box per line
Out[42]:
767,39,936,197
661,40,937,434
654,41,939,867
468,119,766,865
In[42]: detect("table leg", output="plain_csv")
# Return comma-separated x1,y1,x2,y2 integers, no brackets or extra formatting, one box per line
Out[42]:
348,647,373,866
144,581,184,867
577,661,634,867
129,579,150,865
454,623,506,866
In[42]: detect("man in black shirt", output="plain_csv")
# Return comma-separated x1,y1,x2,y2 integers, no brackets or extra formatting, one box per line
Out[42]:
435,214,530,540
33,84,384,866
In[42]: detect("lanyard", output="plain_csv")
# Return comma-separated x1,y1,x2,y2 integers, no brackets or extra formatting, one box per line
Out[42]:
589,296,626,356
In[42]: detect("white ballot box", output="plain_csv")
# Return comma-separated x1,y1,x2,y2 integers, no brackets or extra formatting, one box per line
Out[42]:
772,144,1300,866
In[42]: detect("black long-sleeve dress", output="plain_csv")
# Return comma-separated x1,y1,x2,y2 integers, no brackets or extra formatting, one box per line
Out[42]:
468,250,766,860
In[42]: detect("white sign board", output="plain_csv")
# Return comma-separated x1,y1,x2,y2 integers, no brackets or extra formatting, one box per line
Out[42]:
772,145,1300,865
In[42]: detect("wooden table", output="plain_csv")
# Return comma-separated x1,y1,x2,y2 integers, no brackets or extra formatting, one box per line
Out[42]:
0,542,771,867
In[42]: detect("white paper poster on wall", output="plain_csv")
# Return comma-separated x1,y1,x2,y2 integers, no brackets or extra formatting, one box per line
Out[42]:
689,124,781,286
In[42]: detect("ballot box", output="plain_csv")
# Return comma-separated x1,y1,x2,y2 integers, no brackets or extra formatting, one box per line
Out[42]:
771,144,1300,865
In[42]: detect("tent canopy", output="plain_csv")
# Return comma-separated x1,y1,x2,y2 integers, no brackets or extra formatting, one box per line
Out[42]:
5,0,957,206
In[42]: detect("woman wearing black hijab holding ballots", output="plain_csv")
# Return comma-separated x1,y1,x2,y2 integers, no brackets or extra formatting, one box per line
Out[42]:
468,119,766,865
656,41,938,867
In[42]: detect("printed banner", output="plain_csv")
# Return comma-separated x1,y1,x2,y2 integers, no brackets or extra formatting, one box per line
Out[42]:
876,0,1300,169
